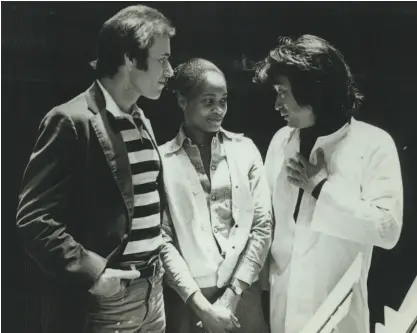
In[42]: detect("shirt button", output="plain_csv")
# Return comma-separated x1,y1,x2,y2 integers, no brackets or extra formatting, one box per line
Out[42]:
211,165,216,171
235,224,239,228
211,195,217,201
122,234,129,241
213,226,218,233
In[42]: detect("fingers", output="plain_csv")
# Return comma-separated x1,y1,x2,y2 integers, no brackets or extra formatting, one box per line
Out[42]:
231,314,241,328
287,176,302,187
288,159,304,173
286,165,301,179
112,269,141,280
296,153,309,168
286,165,307,184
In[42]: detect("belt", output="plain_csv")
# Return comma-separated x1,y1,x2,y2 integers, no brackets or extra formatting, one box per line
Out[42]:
116,256,161,279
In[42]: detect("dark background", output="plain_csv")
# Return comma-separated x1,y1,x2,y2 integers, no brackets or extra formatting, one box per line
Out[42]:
2,2,417,332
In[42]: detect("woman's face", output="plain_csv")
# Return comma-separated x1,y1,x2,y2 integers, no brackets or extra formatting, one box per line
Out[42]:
181,71,228,133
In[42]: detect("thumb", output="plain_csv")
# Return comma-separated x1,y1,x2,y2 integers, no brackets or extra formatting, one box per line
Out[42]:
113,269,141,280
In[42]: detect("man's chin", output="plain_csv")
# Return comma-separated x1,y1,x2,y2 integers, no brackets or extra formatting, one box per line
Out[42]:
142,91,162,100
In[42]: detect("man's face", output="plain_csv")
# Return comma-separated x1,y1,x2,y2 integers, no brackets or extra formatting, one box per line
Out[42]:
274,75,315,129
130,35,173,100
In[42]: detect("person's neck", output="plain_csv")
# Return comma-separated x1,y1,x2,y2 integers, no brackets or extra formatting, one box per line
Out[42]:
99,76,140,114
183,123,216,146
301,116,349,140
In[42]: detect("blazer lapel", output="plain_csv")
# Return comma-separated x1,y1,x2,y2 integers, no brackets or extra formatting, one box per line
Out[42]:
85,83,134,224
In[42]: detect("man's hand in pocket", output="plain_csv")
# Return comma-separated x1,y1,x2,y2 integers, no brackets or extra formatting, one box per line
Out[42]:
89,268,141,297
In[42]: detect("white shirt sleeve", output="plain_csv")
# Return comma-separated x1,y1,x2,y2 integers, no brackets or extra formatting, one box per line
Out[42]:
311,132,403,249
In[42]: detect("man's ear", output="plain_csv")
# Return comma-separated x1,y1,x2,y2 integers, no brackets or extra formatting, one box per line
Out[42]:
124,54,134,72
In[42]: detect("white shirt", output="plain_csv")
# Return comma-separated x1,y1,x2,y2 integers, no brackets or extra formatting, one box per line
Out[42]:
266,118,403,333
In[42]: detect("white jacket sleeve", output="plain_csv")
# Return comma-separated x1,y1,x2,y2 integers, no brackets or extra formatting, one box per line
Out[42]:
311,133,403,249
160,206,200,303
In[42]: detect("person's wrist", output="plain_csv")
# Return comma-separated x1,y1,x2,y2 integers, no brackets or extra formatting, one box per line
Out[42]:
189,291,213,319
229,278,248,295
225,286,240,300
306,169,328,193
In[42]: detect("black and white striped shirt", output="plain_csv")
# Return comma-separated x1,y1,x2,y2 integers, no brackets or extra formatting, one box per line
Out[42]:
97,81,162,265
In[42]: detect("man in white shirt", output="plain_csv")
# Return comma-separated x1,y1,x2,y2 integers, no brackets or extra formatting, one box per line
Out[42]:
253,34,403,333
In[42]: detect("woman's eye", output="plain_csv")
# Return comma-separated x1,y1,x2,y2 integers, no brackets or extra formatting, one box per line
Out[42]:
220,99,227,105
203,99,213,106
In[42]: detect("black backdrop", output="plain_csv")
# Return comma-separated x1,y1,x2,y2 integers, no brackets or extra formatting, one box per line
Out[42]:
2,2,417,332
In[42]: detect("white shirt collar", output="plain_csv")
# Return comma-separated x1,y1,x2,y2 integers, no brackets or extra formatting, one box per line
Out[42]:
96,80,126,118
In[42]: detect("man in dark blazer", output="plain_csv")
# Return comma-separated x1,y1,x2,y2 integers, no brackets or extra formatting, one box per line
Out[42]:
16,5,175,333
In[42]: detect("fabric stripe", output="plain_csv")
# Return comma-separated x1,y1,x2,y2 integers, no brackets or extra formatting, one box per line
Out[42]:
131,160,160,175
121,128,142,142
133,202,160,219
132,213,161,230
130,226,160,242
134,191,160,207
128,150,159,164
125,138,154,152
133,182,158,194
123,234,162,255
121,248,161,263
114,113,163,263
116,118,135,131
132,171,160,185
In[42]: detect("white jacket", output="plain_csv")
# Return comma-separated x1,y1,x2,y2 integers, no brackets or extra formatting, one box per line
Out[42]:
265,118,403,333
160,129,273,302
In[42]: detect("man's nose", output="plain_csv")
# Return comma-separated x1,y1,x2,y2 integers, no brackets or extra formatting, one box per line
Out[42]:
275,96,282,111
164,61,174,78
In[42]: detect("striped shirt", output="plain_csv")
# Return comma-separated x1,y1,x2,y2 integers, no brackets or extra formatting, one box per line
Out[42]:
96,81,162,265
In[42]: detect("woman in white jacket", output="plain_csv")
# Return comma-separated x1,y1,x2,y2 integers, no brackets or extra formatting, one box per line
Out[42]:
160,58,272,333
253,35,403,333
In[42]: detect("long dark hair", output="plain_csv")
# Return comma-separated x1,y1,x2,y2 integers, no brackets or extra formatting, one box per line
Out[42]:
254,34,363,122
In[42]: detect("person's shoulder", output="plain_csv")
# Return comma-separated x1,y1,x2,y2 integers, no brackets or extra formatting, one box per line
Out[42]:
351,118,397,153
158,137,179,156
269,125,293,147
43,90,91,125
351,118,395,146
221,129,257,149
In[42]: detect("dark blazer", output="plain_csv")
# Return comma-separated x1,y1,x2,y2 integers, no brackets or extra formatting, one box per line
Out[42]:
16,82,165,333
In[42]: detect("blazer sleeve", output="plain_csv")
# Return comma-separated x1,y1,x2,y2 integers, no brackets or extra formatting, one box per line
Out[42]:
16,109,107,289
311,132,403,250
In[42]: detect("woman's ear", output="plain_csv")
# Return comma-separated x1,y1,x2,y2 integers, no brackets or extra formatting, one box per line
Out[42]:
177,94,187,110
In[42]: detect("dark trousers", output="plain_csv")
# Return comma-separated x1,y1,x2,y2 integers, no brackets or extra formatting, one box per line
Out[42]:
165,281,269,333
